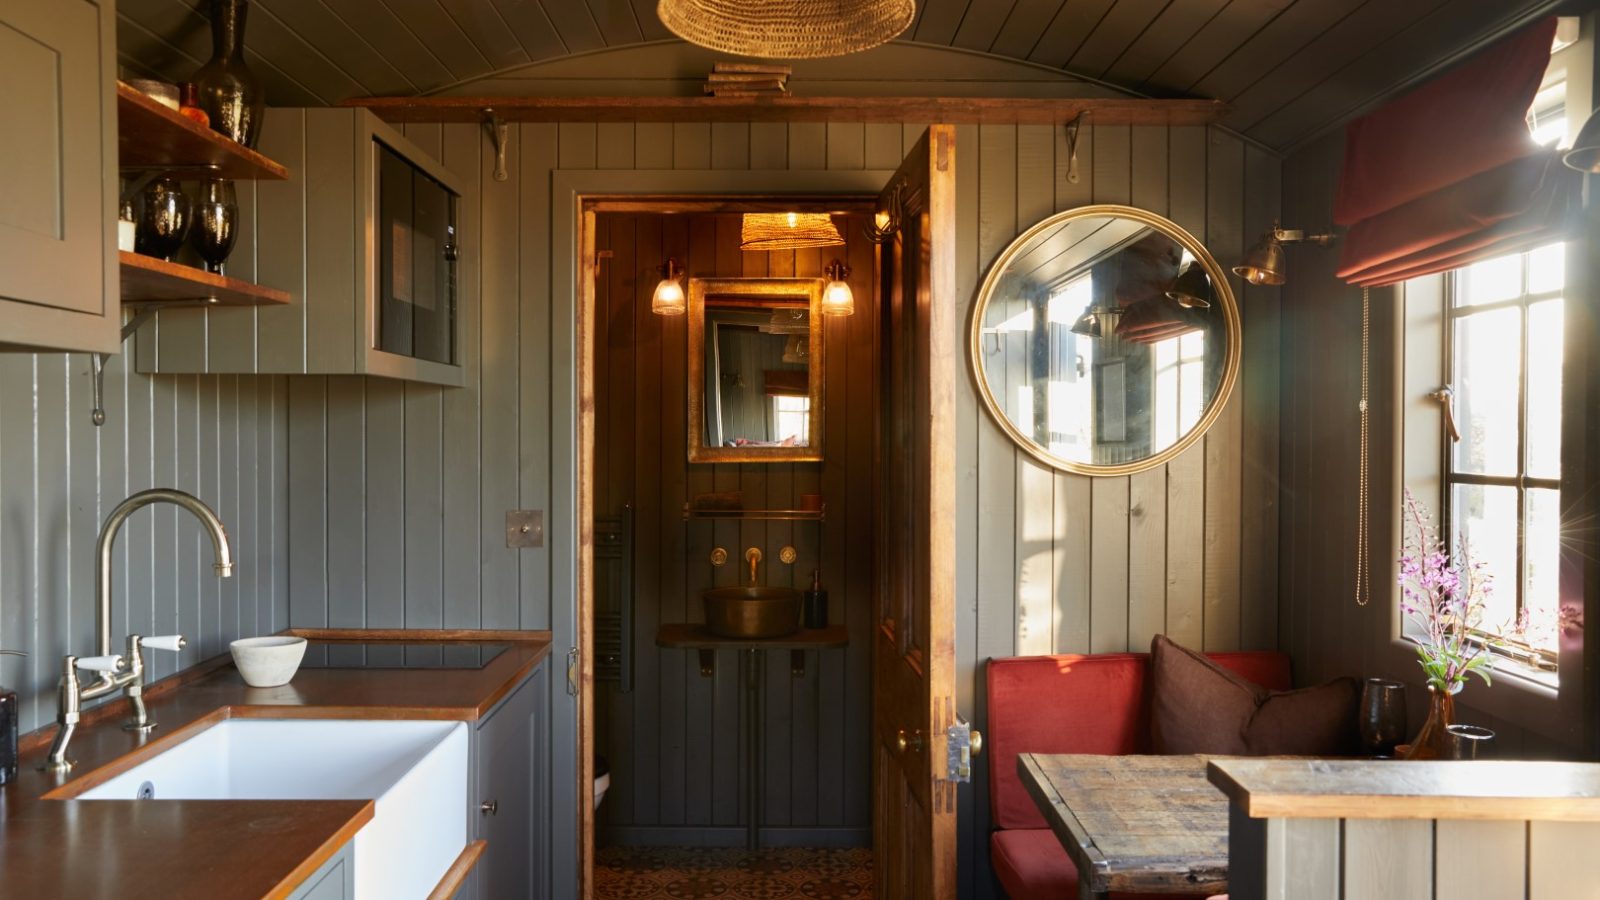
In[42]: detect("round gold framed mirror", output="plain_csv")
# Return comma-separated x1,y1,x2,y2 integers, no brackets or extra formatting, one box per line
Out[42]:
968,205,1241,476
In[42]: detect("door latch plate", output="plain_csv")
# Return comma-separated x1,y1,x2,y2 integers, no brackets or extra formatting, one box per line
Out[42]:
947,717,975,782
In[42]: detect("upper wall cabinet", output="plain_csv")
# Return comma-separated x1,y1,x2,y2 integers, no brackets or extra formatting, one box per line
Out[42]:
0,0,119,354
136,109,467,386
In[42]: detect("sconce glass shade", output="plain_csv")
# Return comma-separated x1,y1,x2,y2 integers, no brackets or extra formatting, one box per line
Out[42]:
652,258,686,315
1166,261,1213,308
658,0,914,59
740,212,845,251
1233,233,1288,286
821,258,855,316
1563,110,1600,172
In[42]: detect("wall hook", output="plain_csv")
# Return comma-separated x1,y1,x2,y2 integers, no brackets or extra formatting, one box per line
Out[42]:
1064,112,1086,184
482,109,510,182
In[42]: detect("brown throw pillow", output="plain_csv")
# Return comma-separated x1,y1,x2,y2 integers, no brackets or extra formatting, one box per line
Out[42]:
1148,635,1360,757
1148,635,1265,754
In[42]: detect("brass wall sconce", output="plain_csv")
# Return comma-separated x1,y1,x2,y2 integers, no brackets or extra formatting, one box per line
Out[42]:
821,259,855,316
1233,224,1336,286
652,258,686,315
1563,109,1600,171
1166,261,1213,309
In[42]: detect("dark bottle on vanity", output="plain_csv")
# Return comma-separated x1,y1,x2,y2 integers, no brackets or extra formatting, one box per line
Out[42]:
803,569,829,629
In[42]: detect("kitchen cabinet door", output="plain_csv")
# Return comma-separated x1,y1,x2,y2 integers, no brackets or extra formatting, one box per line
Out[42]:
0,0,118,354
471,659,549,900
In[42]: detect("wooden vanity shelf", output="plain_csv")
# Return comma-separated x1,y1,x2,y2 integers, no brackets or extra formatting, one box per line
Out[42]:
682,504,826,522
657,624,848,678
119,251,291,307
117,81,289,180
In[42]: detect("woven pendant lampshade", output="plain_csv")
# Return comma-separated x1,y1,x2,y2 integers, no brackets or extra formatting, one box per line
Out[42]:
740,212,845,251
658,0,915,59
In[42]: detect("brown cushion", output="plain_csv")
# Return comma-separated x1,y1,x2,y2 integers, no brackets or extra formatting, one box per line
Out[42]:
1149,635,1359,756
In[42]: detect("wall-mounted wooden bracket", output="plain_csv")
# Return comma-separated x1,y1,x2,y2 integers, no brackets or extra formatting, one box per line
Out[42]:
697,649,715,678
482,109,510,182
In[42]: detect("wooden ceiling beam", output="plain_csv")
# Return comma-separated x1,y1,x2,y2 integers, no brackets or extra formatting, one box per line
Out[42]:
345,95,1227,127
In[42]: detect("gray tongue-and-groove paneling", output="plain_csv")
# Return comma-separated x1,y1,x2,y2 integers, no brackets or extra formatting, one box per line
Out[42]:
0,355,288,735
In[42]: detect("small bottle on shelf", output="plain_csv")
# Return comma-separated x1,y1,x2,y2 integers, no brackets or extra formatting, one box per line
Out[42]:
179,82,210,127
803,569,828,629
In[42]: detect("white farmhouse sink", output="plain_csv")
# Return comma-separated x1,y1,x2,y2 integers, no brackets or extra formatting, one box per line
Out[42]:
76,719,468,900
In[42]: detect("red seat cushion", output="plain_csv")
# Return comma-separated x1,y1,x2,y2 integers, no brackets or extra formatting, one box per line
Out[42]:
992,830,1201,900
985,650,1291,831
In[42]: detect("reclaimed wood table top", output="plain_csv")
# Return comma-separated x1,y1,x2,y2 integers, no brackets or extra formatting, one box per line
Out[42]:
1018,753,1230,898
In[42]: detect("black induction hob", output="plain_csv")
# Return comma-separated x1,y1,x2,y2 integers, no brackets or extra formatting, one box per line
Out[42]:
298,641,511,670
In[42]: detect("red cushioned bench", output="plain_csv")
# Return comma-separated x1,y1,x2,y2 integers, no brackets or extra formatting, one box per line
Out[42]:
985,651,1292,900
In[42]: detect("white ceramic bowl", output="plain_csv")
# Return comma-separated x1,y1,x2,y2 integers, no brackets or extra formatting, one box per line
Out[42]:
229,636,308,687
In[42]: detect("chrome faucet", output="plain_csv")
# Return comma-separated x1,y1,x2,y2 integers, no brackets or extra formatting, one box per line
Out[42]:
43,489,233,772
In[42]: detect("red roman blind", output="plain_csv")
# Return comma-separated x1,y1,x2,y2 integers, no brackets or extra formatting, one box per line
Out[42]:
1333,17,1580,287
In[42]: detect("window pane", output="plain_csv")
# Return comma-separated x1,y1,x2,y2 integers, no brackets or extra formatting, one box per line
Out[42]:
1452,307,1521,475
1527,242,1565,295
1451,483,1519,631
1526,298,1564,479
1523,488,1561,653
1457,253,1523,307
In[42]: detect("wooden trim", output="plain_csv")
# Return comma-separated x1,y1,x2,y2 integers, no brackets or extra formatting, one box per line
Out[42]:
347,95,1227,127
265,802,377,900
426,840,487,900
120,251,292,307
585,197,877,214
283,628,552,643
118,81,290,180
1209,758,1600,821
578,204,599,900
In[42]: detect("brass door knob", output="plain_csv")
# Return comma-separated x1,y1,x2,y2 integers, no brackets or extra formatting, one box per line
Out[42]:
970,728,984,757
896,728,923,754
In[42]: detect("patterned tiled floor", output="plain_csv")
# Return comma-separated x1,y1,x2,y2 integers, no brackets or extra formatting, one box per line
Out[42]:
595,846,874,899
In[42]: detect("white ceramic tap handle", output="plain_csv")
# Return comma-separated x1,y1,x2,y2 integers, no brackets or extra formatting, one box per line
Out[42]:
77,654,125,673
142,635,186,652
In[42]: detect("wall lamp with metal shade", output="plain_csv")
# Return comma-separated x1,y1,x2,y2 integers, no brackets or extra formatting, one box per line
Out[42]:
1562,110,1600,171
1233,224,1336,286
821,259,855,316
652,258,687,315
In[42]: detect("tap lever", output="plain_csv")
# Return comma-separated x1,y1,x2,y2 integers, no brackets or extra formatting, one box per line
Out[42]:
76,654,125,674
141,634,186,652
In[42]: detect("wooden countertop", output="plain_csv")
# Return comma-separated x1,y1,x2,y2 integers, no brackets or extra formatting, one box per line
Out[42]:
1208,758,1600,822
2,629,551,900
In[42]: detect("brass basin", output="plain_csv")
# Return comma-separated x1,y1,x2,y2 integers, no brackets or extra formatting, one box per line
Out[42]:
702,586,802,639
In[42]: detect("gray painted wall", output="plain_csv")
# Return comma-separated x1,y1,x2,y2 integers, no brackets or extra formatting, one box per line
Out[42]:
0,356,288,733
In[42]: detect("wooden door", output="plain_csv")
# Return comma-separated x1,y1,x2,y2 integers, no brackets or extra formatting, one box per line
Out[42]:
873,125,959,900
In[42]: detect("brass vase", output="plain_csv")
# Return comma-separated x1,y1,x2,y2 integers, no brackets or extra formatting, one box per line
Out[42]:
191,0,265,148
1402,684,1456,760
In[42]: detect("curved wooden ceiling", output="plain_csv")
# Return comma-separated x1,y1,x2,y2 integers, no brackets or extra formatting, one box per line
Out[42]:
117,0,1563,151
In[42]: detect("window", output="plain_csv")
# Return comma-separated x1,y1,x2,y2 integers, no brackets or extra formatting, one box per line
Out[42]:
770,394,810,445
1444,243,1564,673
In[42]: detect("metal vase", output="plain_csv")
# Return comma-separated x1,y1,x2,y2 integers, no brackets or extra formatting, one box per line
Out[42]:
191,0,265,147
191,177,239,274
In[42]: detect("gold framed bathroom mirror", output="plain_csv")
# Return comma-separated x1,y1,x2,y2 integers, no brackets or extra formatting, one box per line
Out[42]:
969,205,1241,476
688,277,825,463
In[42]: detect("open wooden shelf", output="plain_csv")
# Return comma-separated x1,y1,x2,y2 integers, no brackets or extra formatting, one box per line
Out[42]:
119,251,291,307
117,81,289,180
657,624,849,650
351,95,1227,127
683,503,826,522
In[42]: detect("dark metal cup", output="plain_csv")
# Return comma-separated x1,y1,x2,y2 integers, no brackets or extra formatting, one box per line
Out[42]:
1359,677,1407,757
1445,724,1495,760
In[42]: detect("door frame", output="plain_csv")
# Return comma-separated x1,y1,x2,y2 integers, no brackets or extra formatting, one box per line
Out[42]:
552,169,894,896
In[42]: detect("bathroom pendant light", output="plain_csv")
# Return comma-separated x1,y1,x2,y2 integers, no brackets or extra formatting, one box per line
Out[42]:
657,0,915,59
652,258,686,315
821,259,855,316
740,212,845,251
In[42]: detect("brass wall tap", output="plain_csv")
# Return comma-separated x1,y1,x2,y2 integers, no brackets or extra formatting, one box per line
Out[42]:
745,547,763,586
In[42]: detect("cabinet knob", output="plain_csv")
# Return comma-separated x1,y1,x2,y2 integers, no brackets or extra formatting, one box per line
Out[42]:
480,799,498,816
